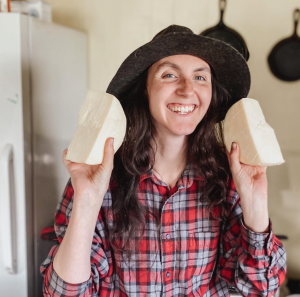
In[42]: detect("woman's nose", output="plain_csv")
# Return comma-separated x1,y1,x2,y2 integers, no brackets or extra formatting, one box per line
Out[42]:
177,79,194,97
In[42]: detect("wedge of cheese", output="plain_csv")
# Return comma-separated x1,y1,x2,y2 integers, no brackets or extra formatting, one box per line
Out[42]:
66,91,126,165
223,98,284,166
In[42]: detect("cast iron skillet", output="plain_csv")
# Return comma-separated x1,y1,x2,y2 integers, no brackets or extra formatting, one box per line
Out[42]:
268,9,300,82
200,0,250,61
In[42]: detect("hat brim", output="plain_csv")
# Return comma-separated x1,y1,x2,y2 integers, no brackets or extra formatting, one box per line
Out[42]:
106,32,250,118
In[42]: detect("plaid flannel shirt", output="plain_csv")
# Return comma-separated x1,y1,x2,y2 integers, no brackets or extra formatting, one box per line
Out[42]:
40,164,286,297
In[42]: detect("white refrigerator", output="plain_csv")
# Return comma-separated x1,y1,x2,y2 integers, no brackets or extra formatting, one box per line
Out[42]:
0,13,87,297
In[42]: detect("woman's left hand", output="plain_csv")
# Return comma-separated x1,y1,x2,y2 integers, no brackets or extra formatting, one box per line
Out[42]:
227,142,269,233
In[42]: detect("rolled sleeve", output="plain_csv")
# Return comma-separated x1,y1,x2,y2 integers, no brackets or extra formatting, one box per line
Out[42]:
240,217,271,257
218,181,287,296
40,245,92,297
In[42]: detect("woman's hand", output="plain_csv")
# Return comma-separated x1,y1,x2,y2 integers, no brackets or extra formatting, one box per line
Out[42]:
62,138,115,204
226,142,269,233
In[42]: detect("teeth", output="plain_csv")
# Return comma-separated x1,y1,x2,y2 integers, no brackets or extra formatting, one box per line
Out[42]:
168,105,195,113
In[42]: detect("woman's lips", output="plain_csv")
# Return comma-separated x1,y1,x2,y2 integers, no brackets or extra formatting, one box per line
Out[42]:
167,104,198,116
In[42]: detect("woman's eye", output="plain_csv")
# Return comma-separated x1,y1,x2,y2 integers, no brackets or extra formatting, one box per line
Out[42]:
163,74,176,78
195,76,205,81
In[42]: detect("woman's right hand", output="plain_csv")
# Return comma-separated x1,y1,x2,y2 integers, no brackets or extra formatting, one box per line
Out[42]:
62,138,115,203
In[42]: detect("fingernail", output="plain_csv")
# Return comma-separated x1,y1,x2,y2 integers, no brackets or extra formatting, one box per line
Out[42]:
111,138,114,147
232,142,237,150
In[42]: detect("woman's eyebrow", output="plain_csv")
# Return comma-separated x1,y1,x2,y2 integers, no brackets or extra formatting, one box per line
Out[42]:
155,62,211,73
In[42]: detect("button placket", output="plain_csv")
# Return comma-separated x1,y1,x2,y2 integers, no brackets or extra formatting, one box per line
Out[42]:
160,194,176,283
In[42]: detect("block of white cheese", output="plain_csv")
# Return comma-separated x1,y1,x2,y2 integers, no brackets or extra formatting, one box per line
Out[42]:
223,98,284,166
66,91,126,165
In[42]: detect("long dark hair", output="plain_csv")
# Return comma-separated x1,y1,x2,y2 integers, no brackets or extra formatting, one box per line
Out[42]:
109,65,231,261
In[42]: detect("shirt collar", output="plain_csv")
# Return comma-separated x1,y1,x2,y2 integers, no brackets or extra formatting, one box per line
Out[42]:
139,163,203,189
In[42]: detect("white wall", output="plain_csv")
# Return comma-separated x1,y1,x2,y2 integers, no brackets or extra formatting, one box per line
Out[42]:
43,0,300,278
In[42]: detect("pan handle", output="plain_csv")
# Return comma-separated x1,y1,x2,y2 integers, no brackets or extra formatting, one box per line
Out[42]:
218,0,227,26
293,8,300,37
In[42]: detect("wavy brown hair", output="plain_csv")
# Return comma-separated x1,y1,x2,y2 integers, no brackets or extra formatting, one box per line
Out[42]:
109,65,231,262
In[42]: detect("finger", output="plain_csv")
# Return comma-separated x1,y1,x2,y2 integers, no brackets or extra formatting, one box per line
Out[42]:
229,142,241,174
62,148,71,167
225,146,230,163
259,166,267,175
101,138,115,173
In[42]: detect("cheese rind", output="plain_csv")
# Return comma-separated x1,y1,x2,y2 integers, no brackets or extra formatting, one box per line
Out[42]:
223,98,284,166
66,91,126,165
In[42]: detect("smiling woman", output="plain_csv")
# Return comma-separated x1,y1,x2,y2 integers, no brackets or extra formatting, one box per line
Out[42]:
41,25,286,297
146,55,212,137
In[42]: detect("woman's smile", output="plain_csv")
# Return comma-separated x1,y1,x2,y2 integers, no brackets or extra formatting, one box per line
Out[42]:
166,103,198,116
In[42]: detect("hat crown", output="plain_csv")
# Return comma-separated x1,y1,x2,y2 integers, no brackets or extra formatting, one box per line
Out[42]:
151,25,194,41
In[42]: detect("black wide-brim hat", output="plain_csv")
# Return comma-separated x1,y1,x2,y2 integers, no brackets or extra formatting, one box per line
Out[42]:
106,24,251,120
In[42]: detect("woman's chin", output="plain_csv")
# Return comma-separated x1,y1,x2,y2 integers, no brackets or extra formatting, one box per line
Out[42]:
169,125,197,136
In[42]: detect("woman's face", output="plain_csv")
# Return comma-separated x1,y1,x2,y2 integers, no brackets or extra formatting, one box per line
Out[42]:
146,54,212,137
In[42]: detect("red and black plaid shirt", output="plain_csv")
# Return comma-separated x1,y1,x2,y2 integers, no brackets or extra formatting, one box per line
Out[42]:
40,164,286,296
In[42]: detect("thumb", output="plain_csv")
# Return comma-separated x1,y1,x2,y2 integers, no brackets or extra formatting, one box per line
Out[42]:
229,142,241,174
62,148,72,167
101,138,115,173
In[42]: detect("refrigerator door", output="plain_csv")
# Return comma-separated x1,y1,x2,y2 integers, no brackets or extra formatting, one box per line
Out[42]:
28,17,87,297
0,14,34,297
0,13,87,297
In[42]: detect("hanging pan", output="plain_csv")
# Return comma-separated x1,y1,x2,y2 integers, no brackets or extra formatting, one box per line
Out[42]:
200,0,250,61
268,9,300,82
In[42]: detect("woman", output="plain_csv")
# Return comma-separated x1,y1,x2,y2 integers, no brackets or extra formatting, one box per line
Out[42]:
41,25,286,297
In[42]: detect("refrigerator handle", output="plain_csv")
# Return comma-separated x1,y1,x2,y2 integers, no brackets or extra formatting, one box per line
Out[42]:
0,144,17,274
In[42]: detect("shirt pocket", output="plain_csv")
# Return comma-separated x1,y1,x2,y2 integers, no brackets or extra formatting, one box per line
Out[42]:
185,227,220,281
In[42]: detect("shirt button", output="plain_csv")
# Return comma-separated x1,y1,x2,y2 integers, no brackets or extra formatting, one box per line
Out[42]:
254,242,260,247
270,269,273,274
166,234,170,240
166,272,170,278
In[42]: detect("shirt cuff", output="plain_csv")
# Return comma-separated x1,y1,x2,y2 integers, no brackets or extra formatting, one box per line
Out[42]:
50,262,90,289
240,217,273,257
42,245,91,294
